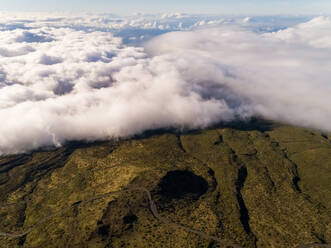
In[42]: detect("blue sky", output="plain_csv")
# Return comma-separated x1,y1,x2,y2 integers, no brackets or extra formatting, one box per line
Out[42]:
1,0,331,15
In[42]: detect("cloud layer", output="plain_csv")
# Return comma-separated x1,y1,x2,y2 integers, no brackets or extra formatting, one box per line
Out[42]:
0,14,330,154
147,17,331,131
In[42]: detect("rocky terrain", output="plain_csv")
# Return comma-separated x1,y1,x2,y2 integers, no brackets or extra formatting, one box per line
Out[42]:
0,119,330,248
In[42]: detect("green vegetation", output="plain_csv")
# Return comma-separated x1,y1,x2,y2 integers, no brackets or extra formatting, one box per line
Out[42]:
0,121,330,248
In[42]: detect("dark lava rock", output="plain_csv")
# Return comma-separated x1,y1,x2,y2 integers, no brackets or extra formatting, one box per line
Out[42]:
98,224,110,237
123,214,138,224
157,170,208,201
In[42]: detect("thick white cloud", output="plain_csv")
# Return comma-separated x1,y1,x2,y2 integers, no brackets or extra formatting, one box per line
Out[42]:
268,16,331,48
147,20,331,132
0,15,330,154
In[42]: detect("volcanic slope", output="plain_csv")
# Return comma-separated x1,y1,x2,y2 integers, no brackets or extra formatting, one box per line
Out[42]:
0,121,330,248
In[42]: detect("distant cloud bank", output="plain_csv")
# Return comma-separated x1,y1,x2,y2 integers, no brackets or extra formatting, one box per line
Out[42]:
0,13,330,154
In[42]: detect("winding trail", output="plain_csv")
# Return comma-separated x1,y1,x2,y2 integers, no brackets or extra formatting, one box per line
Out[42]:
0,187,330,248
